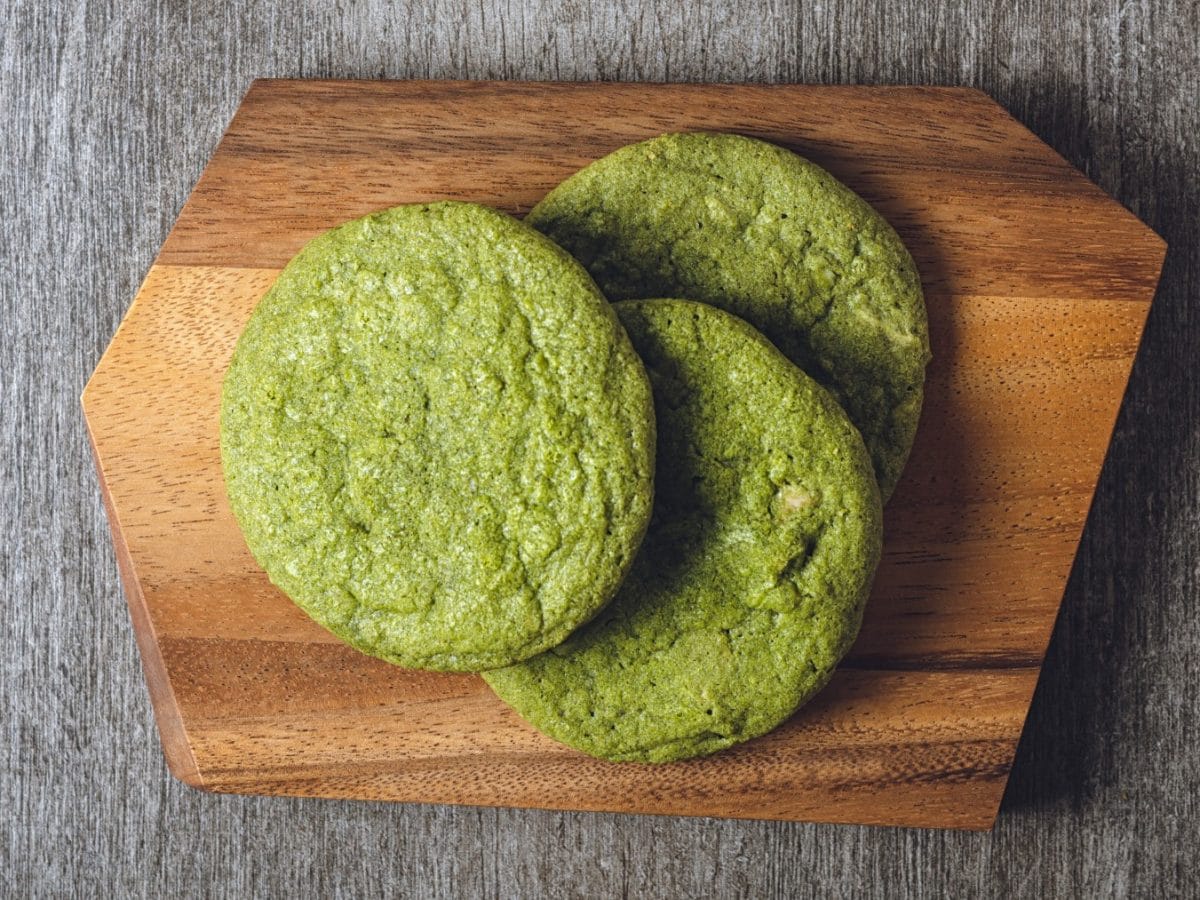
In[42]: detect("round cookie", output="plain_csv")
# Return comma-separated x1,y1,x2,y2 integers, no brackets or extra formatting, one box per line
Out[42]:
484,299,882,762
527,131,930,500
220,202,656,672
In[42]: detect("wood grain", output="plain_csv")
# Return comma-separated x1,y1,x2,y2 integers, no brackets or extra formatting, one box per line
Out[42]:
79,80,1162,831
8,0,1200,896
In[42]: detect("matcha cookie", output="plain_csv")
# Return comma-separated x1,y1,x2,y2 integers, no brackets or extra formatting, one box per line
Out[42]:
221,202,656,671
485,299,882,762
527,132,930,500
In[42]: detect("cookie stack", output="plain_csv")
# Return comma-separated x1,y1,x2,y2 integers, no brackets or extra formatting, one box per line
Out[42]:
220,133,930,763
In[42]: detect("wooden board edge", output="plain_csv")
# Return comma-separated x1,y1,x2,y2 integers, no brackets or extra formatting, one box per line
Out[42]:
991,249,1164,823
191,769,1004,831
82,264,161,403
81,404,209,791
963,90,1169,260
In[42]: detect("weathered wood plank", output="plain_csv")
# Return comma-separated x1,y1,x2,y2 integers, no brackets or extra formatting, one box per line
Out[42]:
4,0,1197,896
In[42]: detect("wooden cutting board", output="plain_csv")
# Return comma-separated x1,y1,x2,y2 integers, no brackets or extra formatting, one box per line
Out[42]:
82,80,1165,830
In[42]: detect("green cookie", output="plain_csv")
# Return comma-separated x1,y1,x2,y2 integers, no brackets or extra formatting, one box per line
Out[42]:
220,202,656,672
485,299,882,762
527,132,930,500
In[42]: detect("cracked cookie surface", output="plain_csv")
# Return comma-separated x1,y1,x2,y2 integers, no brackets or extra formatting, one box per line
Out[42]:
484,300,882,762
527,132,930,500
220,202,656,671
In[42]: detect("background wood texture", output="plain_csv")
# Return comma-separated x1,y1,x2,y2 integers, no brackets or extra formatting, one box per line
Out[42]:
4,0,1197,896
81,80,1163,831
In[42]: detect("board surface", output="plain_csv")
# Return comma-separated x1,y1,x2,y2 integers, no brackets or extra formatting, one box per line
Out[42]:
81,80,1165,830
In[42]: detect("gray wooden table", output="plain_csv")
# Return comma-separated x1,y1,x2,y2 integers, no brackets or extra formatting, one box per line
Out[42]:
3,1,1197,896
